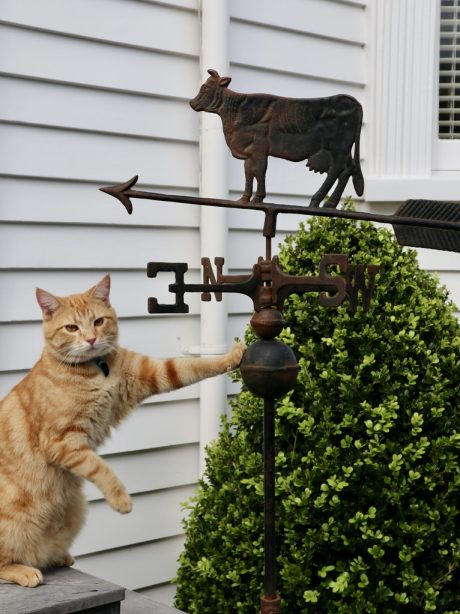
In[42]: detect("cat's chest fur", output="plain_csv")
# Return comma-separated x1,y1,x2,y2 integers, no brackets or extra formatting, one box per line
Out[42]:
39,364,123,451
69,372,121,448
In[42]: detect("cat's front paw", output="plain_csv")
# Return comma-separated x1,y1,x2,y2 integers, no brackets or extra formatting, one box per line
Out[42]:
108,487,132,514
226,342,246,371
15,566,43,588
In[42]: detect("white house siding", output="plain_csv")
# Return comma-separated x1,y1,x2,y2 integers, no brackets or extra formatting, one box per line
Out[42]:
0,0,203,604
225,0,367,348
7,0,458,608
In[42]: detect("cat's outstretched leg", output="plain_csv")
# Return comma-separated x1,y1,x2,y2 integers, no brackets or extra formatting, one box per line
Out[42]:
0,563,43,587
135,341,246,398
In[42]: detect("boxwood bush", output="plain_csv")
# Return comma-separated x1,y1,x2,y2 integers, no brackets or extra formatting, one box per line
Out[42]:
175,211,460,613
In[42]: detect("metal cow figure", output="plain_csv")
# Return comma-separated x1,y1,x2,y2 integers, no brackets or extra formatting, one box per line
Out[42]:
190,69,364,208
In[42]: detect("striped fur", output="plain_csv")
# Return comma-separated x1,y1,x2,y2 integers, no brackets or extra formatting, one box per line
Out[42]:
0,275,245,587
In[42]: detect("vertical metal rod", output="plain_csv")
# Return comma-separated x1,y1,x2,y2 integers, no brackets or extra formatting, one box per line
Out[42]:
261,397,281,613
266,237,272,261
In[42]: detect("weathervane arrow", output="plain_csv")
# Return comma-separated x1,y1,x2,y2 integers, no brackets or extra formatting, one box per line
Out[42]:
100,176,460,253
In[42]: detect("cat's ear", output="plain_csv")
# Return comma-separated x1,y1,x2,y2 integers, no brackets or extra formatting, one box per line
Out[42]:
36,288,61,320
89,274,111,304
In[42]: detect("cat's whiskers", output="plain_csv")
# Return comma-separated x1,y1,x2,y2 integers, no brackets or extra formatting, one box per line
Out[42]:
56,349,80,373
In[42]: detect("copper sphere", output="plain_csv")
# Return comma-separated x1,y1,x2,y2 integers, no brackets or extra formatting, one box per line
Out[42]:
250,308,285,339
240,339,299,399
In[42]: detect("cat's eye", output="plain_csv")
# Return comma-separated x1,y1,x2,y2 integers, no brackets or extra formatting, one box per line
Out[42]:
65,324,79,332
94,317,105,327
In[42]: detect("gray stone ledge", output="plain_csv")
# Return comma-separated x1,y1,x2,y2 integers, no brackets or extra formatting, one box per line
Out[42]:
0,567,187,614
0,566,124,613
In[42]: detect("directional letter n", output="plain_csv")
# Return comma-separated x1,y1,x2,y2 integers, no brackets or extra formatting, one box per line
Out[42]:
201,257,224,301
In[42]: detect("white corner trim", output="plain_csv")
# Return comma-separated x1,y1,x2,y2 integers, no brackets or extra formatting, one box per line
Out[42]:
366,0,438,178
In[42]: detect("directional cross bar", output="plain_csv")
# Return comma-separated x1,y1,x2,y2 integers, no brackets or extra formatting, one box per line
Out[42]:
147,255,380,314
100,175,460,254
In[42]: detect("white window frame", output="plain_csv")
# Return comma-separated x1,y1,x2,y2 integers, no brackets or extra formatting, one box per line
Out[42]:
366,0,460,202
433,0,460,171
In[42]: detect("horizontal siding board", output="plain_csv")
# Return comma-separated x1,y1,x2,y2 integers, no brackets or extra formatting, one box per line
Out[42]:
415,248,460,273
0,76,199,141
0,124,198,186
228,151,365,203
138,584,176,608
228,202,308,233
231,0,366,45
230,21,365,86
228,313,251,348
139,0,197,10
0,316,201,371
98,400,200,455
226,288,261,316
0,371,26,400
0,223,200,269
0,0,199,57
230,64,365,99
227,229,293,269
84,445,199,501
437,272,460,307
0,269,202,322
0,178,200,226
0,25,199,99
75,535,185,590
73,485,194,556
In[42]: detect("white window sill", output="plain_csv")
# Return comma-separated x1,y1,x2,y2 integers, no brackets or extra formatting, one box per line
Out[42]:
365,176,460,203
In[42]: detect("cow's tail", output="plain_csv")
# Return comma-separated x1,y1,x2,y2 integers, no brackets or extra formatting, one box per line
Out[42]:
352,104,364,197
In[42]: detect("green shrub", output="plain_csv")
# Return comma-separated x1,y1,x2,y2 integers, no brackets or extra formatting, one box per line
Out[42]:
175,212,460,613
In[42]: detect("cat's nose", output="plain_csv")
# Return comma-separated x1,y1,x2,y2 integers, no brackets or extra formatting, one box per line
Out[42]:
86,338,97,346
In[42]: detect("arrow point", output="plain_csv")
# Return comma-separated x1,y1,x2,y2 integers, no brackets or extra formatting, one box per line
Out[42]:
99,175,139,214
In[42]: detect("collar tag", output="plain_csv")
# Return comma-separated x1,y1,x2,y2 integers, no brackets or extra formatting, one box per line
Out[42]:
93,358,110,377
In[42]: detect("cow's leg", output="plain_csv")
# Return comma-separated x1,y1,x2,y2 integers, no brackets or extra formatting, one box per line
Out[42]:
237,159,254,204
325,169,352,208
325,154,355,208
253,155,268,203
309,165,341,208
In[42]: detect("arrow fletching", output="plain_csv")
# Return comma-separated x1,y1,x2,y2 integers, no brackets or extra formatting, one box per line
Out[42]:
393,199,460,253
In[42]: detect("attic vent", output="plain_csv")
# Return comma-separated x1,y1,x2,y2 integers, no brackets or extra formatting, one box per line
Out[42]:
439,0,460,138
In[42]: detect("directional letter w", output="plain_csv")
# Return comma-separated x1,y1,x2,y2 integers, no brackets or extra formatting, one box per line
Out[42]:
346,264,380,312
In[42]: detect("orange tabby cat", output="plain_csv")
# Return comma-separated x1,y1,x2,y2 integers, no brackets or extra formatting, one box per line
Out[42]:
0,275,245,587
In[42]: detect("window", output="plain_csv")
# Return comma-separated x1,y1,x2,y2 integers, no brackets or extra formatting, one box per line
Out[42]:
439,0,460,138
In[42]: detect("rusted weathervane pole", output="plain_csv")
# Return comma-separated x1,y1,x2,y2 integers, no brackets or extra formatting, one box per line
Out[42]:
100,71,460,613
102,176,381,613
101,177,460,613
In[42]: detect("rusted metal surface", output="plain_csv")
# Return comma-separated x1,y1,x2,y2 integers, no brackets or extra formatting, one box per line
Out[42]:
261,595,282,614
262,398,279,614
240,338,299,400
250,309,285,340
189,69,364,209
145,256,379,316
100,82,460,612
101,176,460,254
104,181,383,612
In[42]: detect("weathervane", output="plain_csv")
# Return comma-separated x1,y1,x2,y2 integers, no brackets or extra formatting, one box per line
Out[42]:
190,69,364,209
100,71,460,614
